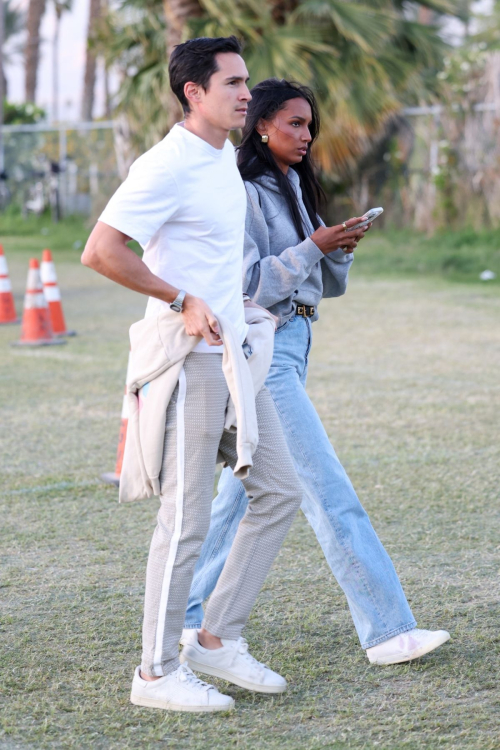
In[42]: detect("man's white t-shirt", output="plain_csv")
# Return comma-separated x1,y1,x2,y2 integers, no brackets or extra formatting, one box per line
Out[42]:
99,123,248,353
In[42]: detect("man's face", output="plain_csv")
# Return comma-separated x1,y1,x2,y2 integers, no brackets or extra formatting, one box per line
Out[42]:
193,52,251,131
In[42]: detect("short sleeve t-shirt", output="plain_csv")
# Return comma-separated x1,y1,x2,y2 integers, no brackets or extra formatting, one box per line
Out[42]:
99,123,248,353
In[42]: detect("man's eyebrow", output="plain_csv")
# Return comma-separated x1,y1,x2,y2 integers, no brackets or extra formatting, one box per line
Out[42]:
224,75,250,82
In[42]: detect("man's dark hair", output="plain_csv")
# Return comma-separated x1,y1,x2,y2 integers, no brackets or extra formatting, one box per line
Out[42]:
169,36,242,115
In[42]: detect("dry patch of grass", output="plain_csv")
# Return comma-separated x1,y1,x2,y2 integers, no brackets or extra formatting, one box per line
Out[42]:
1,245,499,749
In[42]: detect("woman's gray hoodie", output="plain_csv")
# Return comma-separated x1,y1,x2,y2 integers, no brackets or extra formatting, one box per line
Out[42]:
242,168,353,327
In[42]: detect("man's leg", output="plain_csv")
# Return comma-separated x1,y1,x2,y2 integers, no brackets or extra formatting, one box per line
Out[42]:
184,468,248,630
141,354,229,678
180,386,303,691
204,386,302,635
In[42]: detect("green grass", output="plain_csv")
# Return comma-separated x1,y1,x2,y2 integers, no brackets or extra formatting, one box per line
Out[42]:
1,213,499,283
356,226,500,283
1,227,500,749
0,211,90,254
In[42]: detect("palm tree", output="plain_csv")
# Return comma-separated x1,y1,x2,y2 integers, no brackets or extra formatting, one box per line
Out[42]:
52,0,72,122
1,0,25,98
162,0,203,126
192,0,459,173
81,0,102,121
97,0,169,147
25,0,46,102
101,0,463,176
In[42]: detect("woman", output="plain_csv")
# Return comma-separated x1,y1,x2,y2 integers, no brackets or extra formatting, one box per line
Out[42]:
183,79,449,665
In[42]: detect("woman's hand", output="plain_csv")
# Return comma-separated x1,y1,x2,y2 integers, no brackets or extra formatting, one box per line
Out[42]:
311,217,371,256
181,294,222,346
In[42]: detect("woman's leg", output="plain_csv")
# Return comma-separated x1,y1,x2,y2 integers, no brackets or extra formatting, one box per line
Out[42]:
265,317,416,649
267,360,415,648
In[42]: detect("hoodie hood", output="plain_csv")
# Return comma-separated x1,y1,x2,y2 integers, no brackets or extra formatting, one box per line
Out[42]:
248,167,301,196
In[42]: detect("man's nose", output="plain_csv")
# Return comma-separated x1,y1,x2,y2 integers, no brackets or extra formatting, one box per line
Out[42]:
241,86,252,101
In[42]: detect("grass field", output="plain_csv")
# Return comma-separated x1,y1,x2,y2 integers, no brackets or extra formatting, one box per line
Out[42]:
1,222,500,749
0,211,499,283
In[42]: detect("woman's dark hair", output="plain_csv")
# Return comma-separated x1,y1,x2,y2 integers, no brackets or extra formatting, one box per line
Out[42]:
237,78,324,240
169,36,242,115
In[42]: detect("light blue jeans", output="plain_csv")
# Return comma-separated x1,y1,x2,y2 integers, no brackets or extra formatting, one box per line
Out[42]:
185,315,416,649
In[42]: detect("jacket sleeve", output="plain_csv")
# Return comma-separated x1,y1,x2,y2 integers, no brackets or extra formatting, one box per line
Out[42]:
320,248,354,298
242,184,324,308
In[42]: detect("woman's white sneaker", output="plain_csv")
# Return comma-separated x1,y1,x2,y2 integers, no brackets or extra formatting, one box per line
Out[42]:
180,636,287,694
130,664,235,712
180,628,198,646
366,628,450,665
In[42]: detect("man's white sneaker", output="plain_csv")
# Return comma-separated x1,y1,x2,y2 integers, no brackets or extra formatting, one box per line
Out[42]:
366,628,450,665
130,664,235,712
180,636,287,694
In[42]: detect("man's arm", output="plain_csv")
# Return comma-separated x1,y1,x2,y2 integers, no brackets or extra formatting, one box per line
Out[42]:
82,221,222,346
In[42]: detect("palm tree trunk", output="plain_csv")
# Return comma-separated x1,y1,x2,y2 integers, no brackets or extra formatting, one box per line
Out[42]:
52,9,60,121
0,0,5,175
81,0,102,121
104,61,111,118
25,0,46,102
162,0,202,129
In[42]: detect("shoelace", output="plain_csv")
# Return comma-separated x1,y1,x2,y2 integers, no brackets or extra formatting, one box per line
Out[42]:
234,638,268,675
177,664,213,692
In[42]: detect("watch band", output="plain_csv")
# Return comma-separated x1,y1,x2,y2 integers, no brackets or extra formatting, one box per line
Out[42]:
170,289,186,313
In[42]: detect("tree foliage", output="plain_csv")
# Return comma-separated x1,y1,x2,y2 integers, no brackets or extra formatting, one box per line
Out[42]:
101,0,464,176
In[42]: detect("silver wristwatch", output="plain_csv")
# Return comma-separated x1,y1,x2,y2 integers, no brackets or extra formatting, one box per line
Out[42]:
169,289,186,313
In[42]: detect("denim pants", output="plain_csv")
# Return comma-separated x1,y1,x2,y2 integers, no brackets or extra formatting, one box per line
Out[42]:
184,315,416,649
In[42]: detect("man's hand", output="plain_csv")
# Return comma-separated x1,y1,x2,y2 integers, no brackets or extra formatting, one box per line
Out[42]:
311,217,372,255
182,294,222,346
244,298,279,329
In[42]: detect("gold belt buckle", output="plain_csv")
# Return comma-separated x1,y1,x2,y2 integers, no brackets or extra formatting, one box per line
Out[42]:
297,305,305,316
309,306,315,316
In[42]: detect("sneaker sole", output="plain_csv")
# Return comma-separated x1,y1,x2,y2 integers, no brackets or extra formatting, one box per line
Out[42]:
368,631,451,665
180,654,287,694
130,693,235,712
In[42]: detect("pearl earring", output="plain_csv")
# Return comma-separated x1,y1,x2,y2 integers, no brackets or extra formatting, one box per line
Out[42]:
261,134,269,143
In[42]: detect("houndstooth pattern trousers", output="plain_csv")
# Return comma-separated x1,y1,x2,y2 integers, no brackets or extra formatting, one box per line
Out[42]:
141,352,302,677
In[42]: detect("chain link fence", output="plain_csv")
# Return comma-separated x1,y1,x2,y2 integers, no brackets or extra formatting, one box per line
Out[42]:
0,121,121,221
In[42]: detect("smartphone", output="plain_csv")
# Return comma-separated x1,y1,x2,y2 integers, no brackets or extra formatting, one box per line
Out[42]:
349,207,384,232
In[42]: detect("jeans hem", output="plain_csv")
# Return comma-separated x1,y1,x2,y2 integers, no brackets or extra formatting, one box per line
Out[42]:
183,624,202,629
361,619,417,650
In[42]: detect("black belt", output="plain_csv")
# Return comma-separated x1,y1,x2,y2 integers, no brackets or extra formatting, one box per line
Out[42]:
295,304,315,318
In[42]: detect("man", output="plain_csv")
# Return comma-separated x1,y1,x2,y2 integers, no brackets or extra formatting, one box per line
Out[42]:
82,36,303,713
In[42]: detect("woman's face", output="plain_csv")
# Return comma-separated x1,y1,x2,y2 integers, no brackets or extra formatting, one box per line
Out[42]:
258,97,313,173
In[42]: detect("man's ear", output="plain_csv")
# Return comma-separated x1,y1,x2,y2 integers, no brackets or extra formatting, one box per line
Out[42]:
184,81,202,108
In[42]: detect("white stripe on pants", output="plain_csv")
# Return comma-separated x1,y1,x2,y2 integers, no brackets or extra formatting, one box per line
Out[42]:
151,368,187,675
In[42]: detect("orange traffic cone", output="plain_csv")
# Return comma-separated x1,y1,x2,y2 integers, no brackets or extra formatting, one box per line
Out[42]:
101,352,131,486
11,259,66,347
40,249,76,336
0,244,20,324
